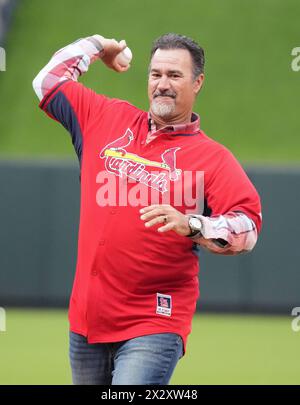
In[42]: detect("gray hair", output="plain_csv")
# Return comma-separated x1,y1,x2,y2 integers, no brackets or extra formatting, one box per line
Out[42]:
149,33,205,80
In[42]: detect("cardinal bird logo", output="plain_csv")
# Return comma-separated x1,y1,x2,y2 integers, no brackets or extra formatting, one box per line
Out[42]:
99,128,182,193
99,129,134,158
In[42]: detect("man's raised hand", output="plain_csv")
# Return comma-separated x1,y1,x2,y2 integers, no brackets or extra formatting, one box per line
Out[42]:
93,35,130,73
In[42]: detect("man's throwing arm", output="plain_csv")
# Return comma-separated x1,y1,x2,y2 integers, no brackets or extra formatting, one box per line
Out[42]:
32,36,104,101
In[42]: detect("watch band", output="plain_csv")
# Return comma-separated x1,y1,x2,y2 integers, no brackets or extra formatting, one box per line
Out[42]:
187,229,202,238
188,228,201,237
186,215,203,238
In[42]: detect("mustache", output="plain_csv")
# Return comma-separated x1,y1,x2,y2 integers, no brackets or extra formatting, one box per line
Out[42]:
153,92,176,99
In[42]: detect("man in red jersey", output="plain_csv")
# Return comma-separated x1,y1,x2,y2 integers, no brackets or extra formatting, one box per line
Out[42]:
33,33,262,385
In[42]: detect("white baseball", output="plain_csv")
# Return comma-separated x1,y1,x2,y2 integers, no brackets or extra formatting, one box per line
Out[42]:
116,47,132,67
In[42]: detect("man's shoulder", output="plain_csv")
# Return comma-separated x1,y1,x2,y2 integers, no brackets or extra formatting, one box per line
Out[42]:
198,130,246,175
102,96,143,113
198,129,232,156
57,80,144,114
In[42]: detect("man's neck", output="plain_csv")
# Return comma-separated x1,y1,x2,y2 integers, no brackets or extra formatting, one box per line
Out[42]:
151,112,193,130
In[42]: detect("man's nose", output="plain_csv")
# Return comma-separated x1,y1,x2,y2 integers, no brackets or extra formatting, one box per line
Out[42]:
157,75,171,91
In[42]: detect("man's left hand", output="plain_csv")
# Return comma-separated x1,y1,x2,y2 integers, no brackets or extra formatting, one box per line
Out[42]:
140,204,191,236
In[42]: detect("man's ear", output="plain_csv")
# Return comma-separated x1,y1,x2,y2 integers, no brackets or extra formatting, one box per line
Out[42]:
193,73,204,95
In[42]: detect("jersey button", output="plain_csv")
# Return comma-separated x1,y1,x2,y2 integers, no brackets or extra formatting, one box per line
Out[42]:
98,239,105,245
110,210,116,215
91,269,98,276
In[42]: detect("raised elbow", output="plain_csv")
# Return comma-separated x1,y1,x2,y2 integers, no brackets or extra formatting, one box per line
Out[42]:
32,70,45,101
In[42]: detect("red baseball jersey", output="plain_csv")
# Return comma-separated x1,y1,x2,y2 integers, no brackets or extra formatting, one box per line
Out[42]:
39,79,261,352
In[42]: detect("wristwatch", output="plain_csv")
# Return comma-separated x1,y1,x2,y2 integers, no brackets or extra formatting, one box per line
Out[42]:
187,216,203,237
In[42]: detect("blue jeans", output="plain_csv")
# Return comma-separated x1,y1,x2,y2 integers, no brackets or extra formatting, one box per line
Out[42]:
69,331,183,385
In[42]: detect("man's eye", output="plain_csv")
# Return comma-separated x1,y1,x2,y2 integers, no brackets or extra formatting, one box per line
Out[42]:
152,74,160,78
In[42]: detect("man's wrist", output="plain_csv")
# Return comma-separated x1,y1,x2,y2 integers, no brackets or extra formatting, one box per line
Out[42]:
90,35,105,54
186,215,203,238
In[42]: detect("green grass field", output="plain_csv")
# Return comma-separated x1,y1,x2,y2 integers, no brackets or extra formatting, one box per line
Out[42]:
0,309,299,385
0,0,300,162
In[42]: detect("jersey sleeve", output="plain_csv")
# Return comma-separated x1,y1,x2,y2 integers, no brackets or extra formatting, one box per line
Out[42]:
205,145,262,233
38,80,111,161
188,145,262,255
32,35,111,161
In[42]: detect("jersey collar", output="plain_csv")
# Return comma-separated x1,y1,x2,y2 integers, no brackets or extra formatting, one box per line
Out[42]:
147,112,200,136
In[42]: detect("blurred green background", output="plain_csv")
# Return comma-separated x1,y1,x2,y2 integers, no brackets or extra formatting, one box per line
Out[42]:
0,0,299,162
1,0,300,385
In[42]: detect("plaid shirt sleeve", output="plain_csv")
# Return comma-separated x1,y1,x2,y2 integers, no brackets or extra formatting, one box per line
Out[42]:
32,36,104,101
187,211,260,255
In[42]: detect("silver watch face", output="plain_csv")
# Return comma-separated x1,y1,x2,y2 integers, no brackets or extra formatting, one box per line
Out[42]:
189,217,202,231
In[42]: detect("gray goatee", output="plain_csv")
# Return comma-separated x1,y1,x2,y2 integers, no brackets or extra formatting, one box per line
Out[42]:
151,96,176,118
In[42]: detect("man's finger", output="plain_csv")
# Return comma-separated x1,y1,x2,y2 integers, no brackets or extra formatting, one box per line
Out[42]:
144,215,166,228
139,204,161,214
157,222,175,233
120,64,130,72
119,39,127,50
140,208,165,221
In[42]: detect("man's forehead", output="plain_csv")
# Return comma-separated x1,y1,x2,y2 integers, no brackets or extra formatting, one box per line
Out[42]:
150,48,192,71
